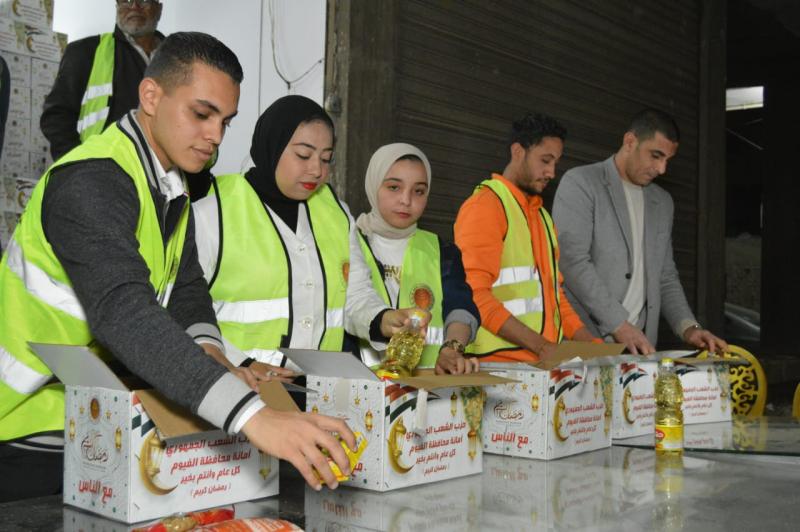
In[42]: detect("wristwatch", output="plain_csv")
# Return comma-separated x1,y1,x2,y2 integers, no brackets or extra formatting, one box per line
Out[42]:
440,339,466,355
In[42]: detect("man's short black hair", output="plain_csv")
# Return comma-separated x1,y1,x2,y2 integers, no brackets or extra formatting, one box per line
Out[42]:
628,108,680,143
145,32,243,91
510,112,567,149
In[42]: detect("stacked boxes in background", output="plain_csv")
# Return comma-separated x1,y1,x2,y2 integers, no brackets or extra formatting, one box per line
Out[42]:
0,0,65,248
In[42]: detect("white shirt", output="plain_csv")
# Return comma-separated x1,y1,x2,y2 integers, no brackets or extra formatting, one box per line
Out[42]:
366,232,411,307
621,179,646,326
192,192,389,370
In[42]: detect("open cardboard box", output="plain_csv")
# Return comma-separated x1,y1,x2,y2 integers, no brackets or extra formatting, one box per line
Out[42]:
611,350,739,439
281,348,515,492
32,344,285,524
481,341,625,460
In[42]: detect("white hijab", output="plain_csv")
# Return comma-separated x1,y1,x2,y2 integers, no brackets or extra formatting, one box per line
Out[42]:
355,143,432,239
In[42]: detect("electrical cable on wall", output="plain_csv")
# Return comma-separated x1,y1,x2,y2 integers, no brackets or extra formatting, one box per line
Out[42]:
268,0,323,93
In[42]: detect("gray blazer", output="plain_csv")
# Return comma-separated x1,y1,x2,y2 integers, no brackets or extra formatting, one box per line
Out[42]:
552,155,695,346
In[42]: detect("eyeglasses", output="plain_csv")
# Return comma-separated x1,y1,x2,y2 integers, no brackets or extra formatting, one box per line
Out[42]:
116,0,160,7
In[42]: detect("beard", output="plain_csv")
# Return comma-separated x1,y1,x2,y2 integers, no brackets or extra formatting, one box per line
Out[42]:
117,15,159,38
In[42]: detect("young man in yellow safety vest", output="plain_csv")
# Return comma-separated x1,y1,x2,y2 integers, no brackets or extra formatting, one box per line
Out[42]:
454,112,598,364
0,32,354,502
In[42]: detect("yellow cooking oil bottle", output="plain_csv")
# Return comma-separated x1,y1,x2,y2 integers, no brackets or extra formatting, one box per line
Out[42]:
654,358,683,454
377,310,426,379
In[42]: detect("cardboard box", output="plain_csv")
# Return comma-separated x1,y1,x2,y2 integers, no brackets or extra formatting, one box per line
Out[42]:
7,85,31,120
0,50,31,85
0,0,54,30
32,344,283,524
480,450,617,530
304,472,483,531
0,146,28,176
62,498,281,532
482,342,624,460
1,176,35,213
0,17,66,61
30,56,57,87
28,147,51,176
4,115,30,151
286,348,513,492
612,351,734,440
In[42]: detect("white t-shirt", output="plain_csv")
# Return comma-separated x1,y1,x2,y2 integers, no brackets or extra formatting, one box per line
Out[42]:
621,179,646,326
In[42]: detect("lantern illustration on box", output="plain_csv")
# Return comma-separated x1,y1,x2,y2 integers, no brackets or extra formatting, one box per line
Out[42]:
553,396,569,442
89,398,100,420
623,387,636,424
139,429,177,495
364,409,374,432
258,450,272,479
311,404,319,414
600,366,614,436
114,427,122,451
387,417,412,474
531,393,540,413
68,418,75,442
450,391,458,417
460,387,485,460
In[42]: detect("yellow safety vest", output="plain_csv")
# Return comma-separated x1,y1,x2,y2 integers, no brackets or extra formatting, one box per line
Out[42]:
78,33,115,141
0,124,188,441
468,179,562,357
208,174,350,359
359,229,444,367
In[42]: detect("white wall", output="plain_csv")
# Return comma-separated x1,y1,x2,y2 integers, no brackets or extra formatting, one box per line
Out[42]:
51,0,325,175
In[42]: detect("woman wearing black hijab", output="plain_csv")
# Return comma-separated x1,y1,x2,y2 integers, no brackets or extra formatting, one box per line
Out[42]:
192,95,424,376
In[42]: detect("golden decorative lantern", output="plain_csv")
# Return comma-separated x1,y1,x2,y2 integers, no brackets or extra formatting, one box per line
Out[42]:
365,410,374,432
114,427,122,451
531,394,540,413
68,418,75,441
311,405,319,414
139,430,177,495
450,391,458,417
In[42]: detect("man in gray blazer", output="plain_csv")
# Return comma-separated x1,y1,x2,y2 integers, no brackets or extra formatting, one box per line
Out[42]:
552,109,726,354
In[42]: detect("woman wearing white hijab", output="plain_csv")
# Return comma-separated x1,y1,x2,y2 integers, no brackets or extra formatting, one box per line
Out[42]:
356,143,480,374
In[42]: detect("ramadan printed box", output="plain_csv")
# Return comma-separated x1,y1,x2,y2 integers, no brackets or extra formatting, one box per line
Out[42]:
612,351,733,440
32,344,280,524
285,348,510,492
482,342,624,460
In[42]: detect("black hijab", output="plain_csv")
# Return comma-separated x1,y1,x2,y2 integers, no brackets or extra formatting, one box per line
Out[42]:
245,95,334,232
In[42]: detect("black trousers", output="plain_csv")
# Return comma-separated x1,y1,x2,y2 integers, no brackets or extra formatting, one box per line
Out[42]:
0,445,63,502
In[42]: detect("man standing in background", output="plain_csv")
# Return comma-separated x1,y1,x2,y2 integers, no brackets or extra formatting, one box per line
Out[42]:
553,108,727,354
40,0,164,159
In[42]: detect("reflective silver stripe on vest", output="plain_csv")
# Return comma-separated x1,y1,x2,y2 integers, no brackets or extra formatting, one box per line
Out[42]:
157,282,175,307
426,326,444,346
243,348,284,367
213,297,290,324
0,346,51,394
503,297,543,316
5,237,87,321
80,82,113,104
76,107,110,134
325,307,344,329
493,265,538,287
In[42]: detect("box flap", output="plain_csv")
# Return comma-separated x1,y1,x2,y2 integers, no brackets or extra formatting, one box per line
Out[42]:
280,348,380,381
259,380,301,412
29,343,128,391
394,369,517,390
536,341,625,370
135,389,215,440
